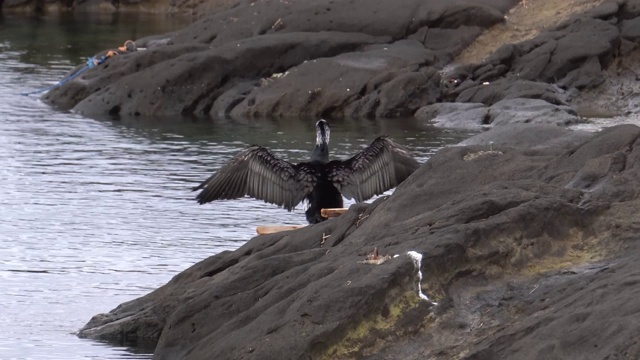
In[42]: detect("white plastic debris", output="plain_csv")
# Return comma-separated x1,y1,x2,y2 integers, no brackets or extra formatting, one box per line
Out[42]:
407,251,437,305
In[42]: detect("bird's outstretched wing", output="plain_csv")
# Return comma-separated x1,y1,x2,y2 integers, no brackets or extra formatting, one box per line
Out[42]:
327,136,419,202
193,146,316,210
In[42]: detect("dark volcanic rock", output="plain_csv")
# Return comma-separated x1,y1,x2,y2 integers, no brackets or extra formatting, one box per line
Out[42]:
42,0,519,118
430,1,637,128
455,79,570,106
18,0,640,122
621,17,640,41
416,98,579,129
408,25,484,66
79,124,640,359
459,124,591,151
38,0,640,121
460,16,620,89
436,2,640,120
59,32,391,117
621,0,640,19
415,102,489,128
229,40,438,119
487,98,579,126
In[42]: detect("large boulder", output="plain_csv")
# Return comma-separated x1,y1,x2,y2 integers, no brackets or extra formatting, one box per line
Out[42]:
78,124,640,359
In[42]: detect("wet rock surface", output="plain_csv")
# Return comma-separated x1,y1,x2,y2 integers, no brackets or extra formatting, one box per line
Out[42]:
78,124,640,359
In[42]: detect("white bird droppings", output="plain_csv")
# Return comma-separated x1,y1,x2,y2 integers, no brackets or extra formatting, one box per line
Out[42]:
407,251,437,305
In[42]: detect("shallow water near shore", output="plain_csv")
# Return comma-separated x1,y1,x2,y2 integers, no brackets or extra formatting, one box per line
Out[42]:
0,14,474,359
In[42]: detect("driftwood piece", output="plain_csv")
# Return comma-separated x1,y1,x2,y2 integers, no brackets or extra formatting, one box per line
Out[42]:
321,208,348,218
256,225,306,235
257,208,348,235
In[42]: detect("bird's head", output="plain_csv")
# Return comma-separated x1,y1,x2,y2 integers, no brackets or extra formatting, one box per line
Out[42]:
316,119,330,146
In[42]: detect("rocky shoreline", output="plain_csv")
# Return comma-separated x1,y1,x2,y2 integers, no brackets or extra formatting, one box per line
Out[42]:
17,0,640,358
78,123,640,359
30,0,638,127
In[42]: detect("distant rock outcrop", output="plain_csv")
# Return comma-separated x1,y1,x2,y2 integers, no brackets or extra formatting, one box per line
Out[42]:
35,0,640,131
1,0,238,17
42,0,518,118
78,124,640,359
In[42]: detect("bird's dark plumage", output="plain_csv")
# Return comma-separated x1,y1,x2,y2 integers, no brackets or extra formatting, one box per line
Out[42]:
194,119,420,224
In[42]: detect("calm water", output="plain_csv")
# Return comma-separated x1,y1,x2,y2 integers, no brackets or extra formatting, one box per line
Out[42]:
0,15,473,359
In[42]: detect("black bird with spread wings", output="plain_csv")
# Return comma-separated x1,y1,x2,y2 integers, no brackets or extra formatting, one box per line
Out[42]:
193,119,420,224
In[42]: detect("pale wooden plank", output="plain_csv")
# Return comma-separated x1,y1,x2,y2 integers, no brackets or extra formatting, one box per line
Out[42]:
321,208,348,218
256,225,306,235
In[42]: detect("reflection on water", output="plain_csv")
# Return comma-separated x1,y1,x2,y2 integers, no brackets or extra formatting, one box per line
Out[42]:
0,12,192,65
0,14,475,360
